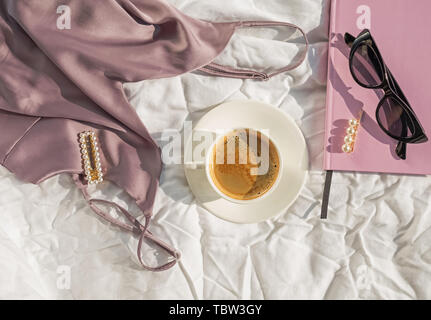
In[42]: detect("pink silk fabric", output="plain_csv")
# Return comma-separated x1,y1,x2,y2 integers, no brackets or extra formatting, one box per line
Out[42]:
0,0,308,271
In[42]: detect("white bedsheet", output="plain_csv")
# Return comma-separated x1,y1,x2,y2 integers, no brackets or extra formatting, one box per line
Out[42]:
1,0,431,300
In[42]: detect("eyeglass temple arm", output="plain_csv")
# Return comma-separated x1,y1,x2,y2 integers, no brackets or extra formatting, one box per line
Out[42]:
386,69,408,103
344,33,355,48
396,112,408,160
396,141,407,160
391,73,411,159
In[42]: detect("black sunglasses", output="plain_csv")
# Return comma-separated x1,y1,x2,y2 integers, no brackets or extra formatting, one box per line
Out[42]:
344,29,428,160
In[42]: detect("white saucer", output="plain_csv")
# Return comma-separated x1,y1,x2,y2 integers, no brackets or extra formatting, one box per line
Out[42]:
183,100,309,224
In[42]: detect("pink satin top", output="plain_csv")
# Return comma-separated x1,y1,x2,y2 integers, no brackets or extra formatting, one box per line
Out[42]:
0,0,308,271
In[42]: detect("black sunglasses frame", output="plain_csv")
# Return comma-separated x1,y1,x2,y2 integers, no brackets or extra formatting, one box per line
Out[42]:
345,29,428,159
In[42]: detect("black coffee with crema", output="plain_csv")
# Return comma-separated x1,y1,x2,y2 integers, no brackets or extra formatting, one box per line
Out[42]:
209,129,280,200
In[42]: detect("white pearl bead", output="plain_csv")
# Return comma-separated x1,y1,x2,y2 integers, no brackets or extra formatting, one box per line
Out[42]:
347,126,356,136
342,144,353,153
344,135,354,144
349,119,359,127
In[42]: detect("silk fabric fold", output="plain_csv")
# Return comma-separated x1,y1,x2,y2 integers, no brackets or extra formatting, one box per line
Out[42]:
0,0,238,215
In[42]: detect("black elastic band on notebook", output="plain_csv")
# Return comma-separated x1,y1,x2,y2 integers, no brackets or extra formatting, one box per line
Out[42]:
321,170,333,219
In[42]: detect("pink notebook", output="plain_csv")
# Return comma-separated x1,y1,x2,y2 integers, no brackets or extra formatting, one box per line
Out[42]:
325,0,431,175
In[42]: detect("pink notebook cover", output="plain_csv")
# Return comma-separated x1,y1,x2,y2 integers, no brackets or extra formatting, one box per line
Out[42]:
325,0,431,175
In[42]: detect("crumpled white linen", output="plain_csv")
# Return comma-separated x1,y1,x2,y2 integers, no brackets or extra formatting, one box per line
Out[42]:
1,0,431,300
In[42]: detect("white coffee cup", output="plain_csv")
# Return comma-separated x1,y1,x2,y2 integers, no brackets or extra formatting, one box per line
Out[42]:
203,128,283,204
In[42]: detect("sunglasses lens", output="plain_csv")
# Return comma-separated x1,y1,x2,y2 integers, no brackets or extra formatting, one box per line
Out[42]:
351,44,384,87
378,97,413,139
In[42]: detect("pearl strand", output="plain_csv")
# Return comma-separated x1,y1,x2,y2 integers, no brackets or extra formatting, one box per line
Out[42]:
342,118,361,154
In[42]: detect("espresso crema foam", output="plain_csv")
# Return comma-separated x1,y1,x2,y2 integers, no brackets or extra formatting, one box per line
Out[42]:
209,129,280,200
